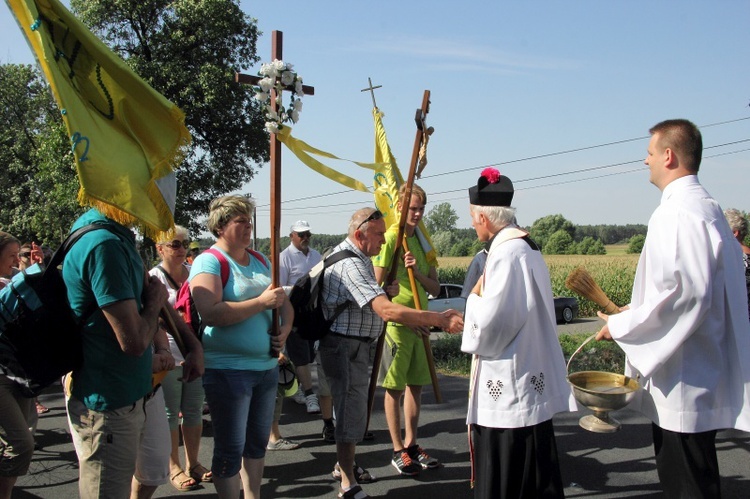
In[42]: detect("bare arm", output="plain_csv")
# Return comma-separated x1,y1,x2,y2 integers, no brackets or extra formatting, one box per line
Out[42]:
152,327,175,372
407,259,440,298
100,275,167,356
163,305,205,382
370,294,463,333
373,266,387,286
190,272,286,328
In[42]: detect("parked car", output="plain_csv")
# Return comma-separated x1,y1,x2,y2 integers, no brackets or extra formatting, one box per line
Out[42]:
553,296,578,324
427,283,578,324
426,283,466,314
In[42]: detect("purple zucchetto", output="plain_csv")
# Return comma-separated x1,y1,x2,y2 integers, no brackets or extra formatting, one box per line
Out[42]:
468,167,514,207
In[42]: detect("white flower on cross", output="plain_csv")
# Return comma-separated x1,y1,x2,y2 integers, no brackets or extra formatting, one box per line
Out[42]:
254,59,304,131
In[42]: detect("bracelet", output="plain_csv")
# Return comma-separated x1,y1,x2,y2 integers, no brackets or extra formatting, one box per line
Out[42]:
155,348,171,355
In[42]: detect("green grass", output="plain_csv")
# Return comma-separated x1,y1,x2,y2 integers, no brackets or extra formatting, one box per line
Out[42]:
433,332,625,377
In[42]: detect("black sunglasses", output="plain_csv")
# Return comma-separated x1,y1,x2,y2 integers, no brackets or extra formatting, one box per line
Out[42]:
165,240,190,250
295,231,311,238
19,252,31,258
356,209,383,232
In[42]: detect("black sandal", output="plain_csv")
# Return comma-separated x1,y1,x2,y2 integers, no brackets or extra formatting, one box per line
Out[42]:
338,485,369,498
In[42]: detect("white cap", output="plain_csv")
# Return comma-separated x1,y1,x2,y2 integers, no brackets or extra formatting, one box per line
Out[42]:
290,220,312,233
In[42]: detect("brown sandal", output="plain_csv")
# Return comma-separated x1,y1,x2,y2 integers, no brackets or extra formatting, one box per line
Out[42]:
170,470,198,491
189,463,213,483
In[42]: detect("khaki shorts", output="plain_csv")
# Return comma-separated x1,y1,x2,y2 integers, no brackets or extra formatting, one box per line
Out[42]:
0,375,35,477
67,394,148,499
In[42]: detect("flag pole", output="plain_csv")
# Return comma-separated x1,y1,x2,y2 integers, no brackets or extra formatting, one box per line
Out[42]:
366,90,439,432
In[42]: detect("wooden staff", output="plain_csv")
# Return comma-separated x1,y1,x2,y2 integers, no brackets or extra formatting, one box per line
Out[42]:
236,31,315,357
366,90,436,431
401,238,442,403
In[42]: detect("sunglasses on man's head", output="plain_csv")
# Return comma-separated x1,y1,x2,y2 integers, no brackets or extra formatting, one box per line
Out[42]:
165,240,190,250
356,210,383,232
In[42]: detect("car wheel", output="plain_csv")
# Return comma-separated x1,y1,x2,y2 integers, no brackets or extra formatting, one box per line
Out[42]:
561,306,574,324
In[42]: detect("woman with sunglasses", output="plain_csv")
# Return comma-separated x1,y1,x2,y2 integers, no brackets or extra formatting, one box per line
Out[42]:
189,195,292,499
149,225,210,491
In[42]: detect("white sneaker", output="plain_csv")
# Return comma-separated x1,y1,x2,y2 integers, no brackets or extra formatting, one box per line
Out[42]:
305,393,320,414
292,388,306,405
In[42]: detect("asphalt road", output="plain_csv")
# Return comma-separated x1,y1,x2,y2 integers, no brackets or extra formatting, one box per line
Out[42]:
17,371,750,499
557,316,605,336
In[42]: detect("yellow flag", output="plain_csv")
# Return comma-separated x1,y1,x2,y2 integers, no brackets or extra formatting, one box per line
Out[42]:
6,0,191,238
372,109,437,267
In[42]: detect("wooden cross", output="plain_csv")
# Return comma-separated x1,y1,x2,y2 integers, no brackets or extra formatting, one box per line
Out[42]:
360,77,382,108
235,30,314,355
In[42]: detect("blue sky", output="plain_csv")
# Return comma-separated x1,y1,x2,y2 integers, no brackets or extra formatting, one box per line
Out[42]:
3,1,749,239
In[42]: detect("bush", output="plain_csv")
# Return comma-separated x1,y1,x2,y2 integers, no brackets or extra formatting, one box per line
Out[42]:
560,333,626,374
627,234,646,254
432,334,472,376
432,332,626,377
544,230,575,254
437,266,467,285
577,236,606,255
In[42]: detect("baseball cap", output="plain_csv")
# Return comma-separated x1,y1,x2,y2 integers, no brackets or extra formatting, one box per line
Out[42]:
290,220,312,233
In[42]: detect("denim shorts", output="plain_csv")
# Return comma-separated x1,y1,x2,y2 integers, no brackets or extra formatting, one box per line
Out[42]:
318,334,372,443
161,367,205,430
202,368,278,477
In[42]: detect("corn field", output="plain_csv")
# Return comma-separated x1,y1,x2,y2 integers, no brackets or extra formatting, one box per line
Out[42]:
437,250,639,318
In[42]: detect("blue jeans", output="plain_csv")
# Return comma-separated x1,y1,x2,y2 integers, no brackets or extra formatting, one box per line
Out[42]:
202,368,278,477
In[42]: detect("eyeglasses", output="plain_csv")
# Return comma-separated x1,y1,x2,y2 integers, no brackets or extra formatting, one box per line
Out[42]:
164,240,190,250
295,231,311,239
355,209,383,232
19,252,31,259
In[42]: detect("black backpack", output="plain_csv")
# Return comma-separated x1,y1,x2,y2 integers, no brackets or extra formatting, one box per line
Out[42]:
289,250,356,341
0,223,111,397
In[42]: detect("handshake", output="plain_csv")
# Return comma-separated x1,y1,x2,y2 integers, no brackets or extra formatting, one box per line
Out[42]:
438,309,464,334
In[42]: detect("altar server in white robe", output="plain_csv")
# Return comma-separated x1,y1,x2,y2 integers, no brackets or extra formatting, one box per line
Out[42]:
597,119,750,499
461,168,577,499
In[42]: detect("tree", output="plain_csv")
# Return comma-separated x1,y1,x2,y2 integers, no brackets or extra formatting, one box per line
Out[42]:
449,239,472,257
0,64,83,244
627,234,646,254
71,0,269,233
544,230,575,255
431,230,454,257
576,236,606,255
425,202,458,234
529,214,575,251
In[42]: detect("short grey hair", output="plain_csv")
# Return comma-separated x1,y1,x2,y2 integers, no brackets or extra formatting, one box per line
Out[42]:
470,205,517,232
724,208,748,240
348,207,379,237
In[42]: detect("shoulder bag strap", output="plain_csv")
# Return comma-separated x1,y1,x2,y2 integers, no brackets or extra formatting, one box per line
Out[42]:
155,265,181,290
323,250,358,322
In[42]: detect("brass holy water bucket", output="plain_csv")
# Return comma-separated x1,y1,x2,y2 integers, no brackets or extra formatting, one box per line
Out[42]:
567,334,640,433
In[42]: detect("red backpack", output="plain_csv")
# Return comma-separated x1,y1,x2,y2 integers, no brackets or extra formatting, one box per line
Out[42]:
175,248,268,338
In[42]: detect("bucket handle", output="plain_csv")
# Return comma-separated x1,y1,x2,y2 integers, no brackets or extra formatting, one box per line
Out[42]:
566,333,597,375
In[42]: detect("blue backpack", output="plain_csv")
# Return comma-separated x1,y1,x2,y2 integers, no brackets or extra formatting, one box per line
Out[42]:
0,224,110,397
